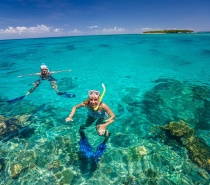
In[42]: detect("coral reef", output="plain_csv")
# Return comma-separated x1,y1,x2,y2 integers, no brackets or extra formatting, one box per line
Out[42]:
124,145,147,162
1,78,210,184
141,79,210,129
10,163,23,178
0,114,33,141
161,120,210,172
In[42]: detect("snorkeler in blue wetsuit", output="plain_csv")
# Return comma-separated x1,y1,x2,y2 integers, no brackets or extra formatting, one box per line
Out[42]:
7,64,75,104
66,84,115,163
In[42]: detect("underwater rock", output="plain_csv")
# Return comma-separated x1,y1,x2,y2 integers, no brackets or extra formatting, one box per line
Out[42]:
16,114,32,127
197,170,209,180
122,94,136,106
2,126,35,142
177,175,193,185
48,160,61,170
122,176,137,185
140,79,210,129
124,145,147,163
121,88,142,108
54,136,70,150
186,137,210,172
111,133,133,148
55,168,74,184
160,120,210,172
157,179,176,185
35,140,55,168
135,146,147,156
57,77,78,91
0,114,34,142
161,120,194,138
16,150,37,168
144,168,158,178
117,103,124,116
0,121,7,136
0,158,5,171
191,85,210,101
10,163,23,178
0,116,20,140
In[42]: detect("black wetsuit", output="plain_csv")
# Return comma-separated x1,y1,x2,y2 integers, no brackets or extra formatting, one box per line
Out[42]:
35,73,57,83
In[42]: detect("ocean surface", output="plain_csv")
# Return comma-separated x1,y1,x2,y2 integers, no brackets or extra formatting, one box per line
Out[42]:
0,34,210,184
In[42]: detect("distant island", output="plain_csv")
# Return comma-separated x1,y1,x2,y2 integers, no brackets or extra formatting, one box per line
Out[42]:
143,30,194,34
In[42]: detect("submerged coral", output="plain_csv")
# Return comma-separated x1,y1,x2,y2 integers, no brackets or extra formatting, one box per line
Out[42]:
141,79,210,129
1,78,210,184
161,120,210,172
10,163,23,178
125,145,147,163
0,114,33,141
161,120,195,138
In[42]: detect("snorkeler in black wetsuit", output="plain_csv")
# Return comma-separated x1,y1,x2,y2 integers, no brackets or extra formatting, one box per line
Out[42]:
7,64,75,104
23,64,61,96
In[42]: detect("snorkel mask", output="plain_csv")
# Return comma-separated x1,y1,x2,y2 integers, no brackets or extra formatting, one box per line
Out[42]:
40,63,49,73
88,90,100,98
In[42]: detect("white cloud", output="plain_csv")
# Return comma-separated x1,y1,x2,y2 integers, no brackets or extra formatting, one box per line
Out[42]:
0,25,130,40
88,25,98,29
140,27,161,31
0,25,68,39
0,25,51,34
101,27,126,34
54,28,63,33
67,29,81,35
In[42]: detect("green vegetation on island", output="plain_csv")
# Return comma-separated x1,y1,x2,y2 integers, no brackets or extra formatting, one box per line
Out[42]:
143,29,194,34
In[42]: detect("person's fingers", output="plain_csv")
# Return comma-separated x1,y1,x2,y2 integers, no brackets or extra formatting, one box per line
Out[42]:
98,129,105,135
66,117,73,122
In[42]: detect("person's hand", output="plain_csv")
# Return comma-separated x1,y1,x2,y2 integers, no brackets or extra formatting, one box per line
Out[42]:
65,117,73,122
97,124,107,136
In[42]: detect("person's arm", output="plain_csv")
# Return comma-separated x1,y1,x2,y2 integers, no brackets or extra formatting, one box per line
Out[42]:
103,103,115,126
17,73,41,78
65,102,85,122
50,70,71,74
97,103,115,135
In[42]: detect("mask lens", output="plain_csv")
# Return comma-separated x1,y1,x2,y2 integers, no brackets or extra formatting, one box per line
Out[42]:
88,90,100,96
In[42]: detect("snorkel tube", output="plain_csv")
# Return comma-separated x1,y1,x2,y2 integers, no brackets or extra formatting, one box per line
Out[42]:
94,83,106,111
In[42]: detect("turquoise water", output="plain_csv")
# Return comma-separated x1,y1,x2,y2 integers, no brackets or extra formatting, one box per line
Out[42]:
0,34,210,184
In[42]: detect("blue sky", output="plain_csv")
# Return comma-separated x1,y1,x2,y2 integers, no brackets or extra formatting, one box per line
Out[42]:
0,0,210,40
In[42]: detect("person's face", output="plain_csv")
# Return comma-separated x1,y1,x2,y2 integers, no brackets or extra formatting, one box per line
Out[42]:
89,94,99,108
41,68,47,74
